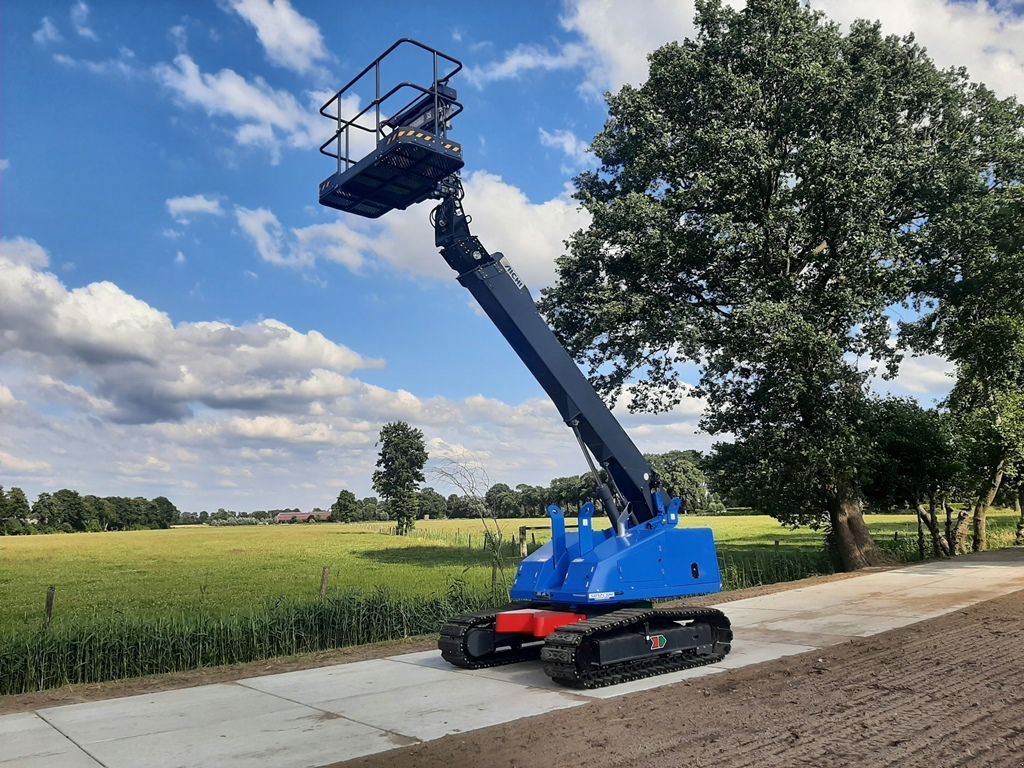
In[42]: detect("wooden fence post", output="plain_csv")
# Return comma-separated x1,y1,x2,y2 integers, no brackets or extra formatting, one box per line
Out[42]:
519,526,528,557
319,566,330,599
44,586,56,628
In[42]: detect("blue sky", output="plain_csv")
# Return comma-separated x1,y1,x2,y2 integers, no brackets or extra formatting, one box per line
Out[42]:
1,0,1021,510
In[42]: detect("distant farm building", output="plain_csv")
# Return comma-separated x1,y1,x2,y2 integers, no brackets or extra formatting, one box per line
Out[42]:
275,510,332,524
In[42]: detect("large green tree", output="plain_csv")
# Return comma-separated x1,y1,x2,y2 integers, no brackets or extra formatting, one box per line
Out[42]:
416,487,448,520
540,0,998,570
329,489,360,522
862,398,959,555
372,421,428,535
645,450,723,514
899,59,1024,550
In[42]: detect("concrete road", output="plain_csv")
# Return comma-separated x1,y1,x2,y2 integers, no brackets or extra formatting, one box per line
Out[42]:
3,551,1023,768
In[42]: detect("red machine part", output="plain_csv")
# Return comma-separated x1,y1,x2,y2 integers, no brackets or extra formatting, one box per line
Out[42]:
495,609,587,638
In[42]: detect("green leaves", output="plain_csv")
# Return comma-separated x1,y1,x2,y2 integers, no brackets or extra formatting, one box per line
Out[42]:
541,0,1021,561
372,421,428,535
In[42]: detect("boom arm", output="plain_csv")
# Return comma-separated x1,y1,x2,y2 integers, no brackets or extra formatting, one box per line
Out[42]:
431,180,661,527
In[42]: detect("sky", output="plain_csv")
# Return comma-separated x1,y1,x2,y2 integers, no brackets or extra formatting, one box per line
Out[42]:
1,0,1022,512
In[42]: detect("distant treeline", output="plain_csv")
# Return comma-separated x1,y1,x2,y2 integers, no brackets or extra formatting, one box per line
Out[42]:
329,450,727,523
176,508,328,526
0,486,180,535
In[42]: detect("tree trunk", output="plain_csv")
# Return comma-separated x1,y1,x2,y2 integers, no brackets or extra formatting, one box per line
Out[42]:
916,509,925,560
827,494,882,570
944,498,953,552
915,500,950,557
971,460,1005,552
952,507,971,555
1014,490,1023,547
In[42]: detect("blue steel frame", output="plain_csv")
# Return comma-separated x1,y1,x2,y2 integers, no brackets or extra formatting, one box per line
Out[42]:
510,503,723,607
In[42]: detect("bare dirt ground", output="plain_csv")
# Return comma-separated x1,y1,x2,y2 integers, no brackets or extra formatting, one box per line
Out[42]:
0,568,867,715
342,586,1024,768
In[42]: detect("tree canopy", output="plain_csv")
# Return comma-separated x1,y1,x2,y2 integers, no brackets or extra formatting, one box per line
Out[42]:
372,421,428,535
540,0,1022,568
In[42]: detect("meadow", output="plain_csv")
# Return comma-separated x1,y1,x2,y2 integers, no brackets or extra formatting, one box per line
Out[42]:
0,510,1018,694
3,510,1019,633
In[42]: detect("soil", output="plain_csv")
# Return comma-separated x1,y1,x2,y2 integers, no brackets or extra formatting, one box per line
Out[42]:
0,568,867,715
340,586,1024,768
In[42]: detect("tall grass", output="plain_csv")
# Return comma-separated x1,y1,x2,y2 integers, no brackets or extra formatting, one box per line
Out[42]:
2,513,1017,695
0,583,493,696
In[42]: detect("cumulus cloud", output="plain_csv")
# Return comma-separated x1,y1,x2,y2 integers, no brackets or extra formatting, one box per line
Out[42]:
166,193,224,223
538,127,595,169
0,159,8,173
153,54,339,162
33,17,63,46
819,0,1024,101
0,237,50,268
235,207,370,270
224,0,330,76
0,239,382,424
464,2,1023,103
238,170,589,289
558,0,1024,99
70,0,98,41
878,353,955,402
0,236,712,509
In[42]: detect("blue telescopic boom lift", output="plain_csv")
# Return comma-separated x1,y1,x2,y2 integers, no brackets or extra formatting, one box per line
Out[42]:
318,40,731,688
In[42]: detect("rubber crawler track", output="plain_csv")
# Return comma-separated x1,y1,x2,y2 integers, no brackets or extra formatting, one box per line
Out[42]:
541,607,733,689
438,609,542,670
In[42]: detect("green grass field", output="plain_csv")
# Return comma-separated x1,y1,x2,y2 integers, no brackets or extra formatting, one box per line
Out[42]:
2,510,1018,635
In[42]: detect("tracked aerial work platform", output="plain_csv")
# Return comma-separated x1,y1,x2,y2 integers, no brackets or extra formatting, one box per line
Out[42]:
314,38,731,688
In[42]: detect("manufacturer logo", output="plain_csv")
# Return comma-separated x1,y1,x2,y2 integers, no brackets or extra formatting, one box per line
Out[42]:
649,634,668,651
498,257,527,292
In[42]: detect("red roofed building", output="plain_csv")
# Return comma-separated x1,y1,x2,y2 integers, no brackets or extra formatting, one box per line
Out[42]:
275,510,332,524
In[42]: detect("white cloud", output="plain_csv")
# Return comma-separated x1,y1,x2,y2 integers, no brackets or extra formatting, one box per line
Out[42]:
539,127,594,169
166,193,224,223
169,24,187,53
0,450,51,474
33,17,63,46
154,54,336,162
53,48,139,77
174,251,187,265
0,235,712,509
0,237,50,268
0,384,17,410
464,42,589,87
0,239,382,424
818,0,1024,101
235,207,369,270
0,159,9,172
70,0,98,41
117,455,172,475
560,0,1024,100
243,171,588,289
879,353,955,402
224,0,330,76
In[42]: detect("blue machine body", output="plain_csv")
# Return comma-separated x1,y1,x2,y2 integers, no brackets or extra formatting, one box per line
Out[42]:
511,501,723,606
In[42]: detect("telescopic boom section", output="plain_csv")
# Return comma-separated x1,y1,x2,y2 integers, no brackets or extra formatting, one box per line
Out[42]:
431,183,660,526
315,39,661,527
